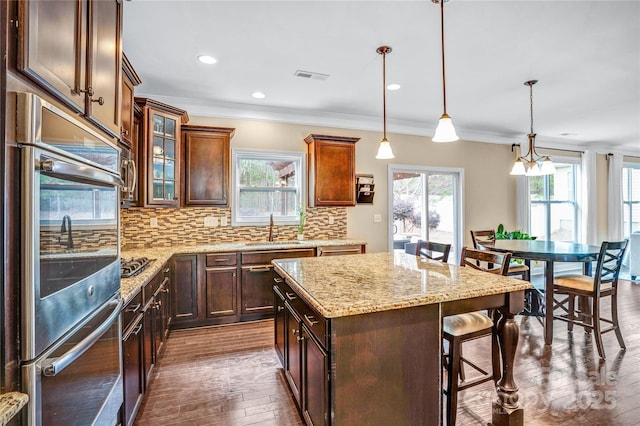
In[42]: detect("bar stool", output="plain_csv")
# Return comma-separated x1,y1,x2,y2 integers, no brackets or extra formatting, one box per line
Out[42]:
415,240,452,263
470,229,529,280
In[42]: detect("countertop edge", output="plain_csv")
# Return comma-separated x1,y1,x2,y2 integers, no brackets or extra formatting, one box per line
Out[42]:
0,392,28,426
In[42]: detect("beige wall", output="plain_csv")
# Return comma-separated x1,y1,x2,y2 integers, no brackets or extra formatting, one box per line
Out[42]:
189,115,521,253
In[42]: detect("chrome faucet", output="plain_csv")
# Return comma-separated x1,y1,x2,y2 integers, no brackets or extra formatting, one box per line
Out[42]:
60,215,74,250
268,213,275,242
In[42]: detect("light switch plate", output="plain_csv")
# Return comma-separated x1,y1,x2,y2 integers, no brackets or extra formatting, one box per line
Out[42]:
328,216,335,225
204,216,218,227
220,216,228,226
150,218,159,228
373,214,382,223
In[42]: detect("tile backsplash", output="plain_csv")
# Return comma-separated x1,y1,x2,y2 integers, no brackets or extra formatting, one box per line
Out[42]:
120,207,347,249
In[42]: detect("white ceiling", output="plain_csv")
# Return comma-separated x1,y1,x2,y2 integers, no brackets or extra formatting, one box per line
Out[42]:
122,0,640,156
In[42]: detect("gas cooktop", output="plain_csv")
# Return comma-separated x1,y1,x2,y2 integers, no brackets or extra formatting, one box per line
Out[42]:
120,257,152,278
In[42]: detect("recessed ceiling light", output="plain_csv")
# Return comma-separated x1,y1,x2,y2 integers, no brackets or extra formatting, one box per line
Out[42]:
560,132,579,136
387,84,401,91
252,92,266,99
197,55,217,64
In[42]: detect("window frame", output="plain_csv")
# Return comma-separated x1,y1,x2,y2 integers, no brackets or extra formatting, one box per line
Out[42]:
622,162,640,238
528,158,580,241
231,149,305,226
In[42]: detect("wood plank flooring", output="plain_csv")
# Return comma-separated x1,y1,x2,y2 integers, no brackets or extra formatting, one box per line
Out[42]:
135,280,640,425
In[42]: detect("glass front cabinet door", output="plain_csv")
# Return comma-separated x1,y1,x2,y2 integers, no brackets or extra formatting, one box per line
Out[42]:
136,98,188,207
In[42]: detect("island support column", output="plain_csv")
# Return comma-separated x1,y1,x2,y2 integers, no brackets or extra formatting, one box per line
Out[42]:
492,291,524,426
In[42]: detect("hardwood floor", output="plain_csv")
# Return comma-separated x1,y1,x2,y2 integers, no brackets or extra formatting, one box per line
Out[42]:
136,280,640,425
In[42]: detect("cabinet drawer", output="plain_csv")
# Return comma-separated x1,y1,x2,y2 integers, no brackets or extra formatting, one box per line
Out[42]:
206,252,238,267
274,275,327,349
122,290,143,332
317,245,364,256
242,248,315,265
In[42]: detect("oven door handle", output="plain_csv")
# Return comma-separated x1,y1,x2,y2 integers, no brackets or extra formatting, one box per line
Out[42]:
38,155,124,187
41,297,123,377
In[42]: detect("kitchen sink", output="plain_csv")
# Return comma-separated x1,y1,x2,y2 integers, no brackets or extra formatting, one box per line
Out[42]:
243,241,301,246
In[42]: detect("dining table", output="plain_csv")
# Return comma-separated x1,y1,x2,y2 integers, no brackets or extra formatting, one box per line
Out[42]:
479,239,601,345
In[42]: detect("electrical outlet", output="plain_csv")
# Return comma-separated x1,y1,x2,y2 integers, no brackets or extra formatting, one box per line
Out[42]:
204,216,218,227
373,214,382,223
150,218,159,228
328,216,335,225
220,216,228,226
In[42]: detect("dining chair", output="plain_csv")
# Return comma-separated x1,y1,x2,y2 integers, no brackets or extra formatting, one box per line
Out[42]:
552,240,629,359
442,247,512,426
415,240,451,263
470,229,530,280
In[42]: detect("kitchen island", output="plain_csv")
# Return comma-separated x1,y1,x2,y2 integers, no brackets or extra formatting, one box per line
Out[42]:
272,251,532,425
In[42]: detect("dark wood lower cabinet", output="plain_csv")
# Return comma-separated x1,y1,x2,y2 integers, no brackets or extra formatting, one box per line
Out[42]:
274,284,286,365
241,265,275,315
302,325,329,426
142,297,155,385
172,255,198,325
122,314,144,426
205,267,237,318
285,303,303,407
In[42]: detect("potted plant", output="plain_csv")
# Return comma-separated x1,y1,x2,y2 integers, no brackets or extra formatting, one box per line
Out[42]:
297,208,307,241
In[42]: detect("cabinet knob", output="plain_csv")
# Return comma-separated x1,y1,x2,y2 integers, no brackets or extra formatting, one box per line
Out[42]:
277,305,284,312
292,329,299,336
91,96,105,106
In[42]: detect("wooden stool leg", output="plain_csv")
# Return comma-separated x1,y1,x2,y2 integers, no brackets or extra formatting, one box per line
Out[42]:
591,297,605,359
446,336,461,426
611,292,626,349
567,295,575,332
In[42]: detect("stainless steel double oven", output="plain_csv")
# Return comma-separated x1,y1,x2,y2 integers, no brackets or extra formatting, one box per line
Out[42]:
17,93,124,426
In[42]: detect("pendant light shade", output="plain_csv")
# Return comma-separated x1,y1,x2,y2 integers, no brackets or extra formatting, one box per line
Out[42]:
376,46,395,159
432,0,458,143
510,80,555,176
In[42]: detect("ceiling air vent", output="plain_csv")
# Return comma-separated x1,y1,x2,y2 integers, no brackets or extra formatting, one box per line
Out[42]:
294,70,329,81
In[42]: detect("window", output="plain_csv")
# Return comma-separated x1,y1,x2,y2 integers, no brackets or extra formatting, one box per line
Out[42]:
232,150,305,225
389,165,464,262
623,164,640,238
529,162,578,241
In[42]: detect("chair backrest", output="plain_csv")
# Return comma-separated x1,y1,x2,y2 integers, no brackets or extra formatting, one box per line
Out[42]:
415,240,452,263
593,240,629,293
460,247,512,276
470,229,496,249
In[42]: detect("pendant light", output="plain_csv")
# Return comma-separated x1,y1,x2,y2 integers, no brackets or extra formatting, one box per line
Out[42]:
510,80,555,176
432,0,458,143
376,46,395,159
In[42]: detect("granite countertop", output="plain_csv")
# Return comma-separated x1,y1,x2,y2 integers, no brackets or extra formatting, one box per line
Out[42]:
272,251,533,318
120,239,366,303
0,392,28,426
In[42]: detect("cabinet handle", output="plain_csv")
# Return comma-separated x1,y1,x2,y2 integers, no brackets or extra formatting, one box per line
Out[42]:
163,268,170,274
91,96,105,106
249,267,271,273
304,314,319,326
273,277,284,283
292,329,299,336
277,305,284,312
132,323,143,336
80,87,94,97
125,302,141,313
285,292,297,301
122,129,129,136
297,336,304,343
213,258,228,262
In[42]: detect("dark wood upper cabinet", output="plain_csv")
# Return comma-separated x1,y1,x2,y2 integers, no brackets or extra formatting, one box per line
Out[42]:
120,54,142,206
18,0,123,138
135,97,189,208
305,134,359,207
121,53,142,149
181,125,235,207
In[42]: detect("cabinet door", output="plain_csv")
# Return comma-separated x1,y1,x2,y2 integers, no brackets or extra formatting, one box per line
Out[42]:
182,127,233,206
172,255,198,324
274,285,286,365
205,267,237,318
142,301,155,386
285,303,302,408
160,273,172,340
86,0,122,136
241,265,275,316
302,326,329,426
305,135,359,207
121,71,135,147
19,0,86,112
148,111,180,206
122,314,144,426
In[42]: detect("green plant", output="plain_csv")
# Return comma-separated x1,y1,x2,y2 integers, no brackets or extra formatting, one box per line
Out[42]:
297,209,307,234
495,224,536,241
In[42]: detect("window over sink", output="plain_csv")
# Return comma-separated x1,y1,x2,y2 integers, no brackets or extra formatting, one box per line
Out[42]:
232,149,305,226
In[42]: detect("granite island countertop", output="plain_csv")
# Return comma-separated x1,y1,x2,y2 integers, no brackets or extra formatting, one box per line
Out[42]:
272,251,533,318
120,239,366,303
0,392,28,426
